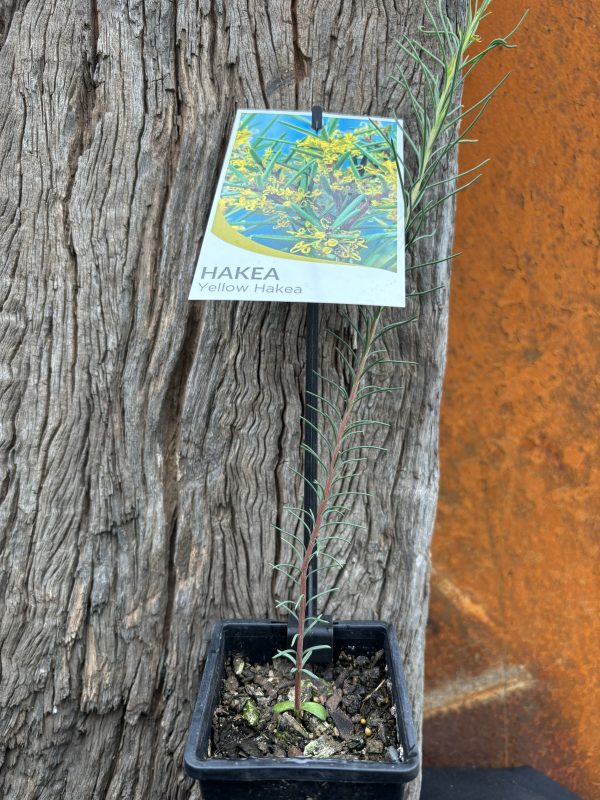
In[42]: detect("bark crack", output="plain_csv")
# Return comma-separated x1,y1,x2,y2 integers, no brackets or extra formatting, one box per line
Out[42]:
290,0,308,106
0,0,19,51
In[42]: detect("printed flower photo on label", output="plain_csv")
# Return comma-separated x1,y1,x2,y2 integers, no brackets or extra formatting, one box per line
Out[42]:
212,112,400,272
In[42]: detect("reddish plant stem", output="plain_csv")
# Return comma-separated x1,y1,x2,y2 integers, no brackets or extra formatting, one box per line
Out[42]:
294,309,383,714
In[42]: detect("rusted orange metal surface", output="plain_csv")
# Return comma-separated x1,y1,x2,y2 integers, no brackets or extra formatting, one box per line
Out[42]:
425,3,599,799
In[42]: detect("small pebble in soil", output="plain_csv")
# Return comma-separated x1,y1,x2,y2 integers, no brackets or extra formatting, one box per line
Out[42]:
232,657,245,676
278,713,311,741
303,735,341,759
239,738,261,758
387,745,401,762
347,737,364,752
329,707,354,741
335,669,349,689
363,668,381,683
304,716,327,736
341,693,361,715
378,722,391,745
366,738,384,756
242,699,260,728
325,690,342,713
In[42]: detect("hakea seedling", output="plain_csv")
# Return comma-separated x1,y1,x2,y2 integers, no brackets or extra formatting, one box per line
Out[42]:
273,307,412,719
272,0,527,721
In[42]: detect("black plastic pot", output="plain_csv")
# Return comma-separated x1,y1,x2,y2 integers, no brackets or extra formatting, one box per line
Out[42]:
184,619,420,799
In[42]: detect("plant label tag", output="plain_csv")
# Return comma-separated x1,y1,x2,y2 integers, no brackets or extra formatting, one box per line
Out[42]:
189,110,405,307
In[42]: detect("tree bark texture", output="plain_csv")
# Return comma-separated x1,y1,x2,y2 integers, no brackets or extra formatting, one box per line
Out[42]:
0,1,465,798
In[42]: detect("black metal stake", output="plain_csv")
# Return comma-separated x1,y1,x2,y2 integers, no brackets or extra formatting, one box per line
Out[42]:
286,106,333,663
287,302,332,662
305,104,323,624
304,301,320,622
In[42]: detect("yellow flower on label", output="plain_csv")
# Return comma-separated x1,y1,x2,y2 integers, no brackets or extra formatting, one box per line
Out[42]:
234,127,252,146
290,241,312,255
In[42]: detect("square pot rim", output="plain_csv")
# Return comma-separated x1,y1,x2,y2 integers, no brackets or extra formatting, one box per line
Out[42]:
184,618,420,784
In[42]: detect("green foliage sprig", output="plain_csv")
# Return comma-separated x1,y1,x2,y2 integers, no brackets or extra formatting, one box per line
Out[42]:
396,0,527,251
273,0,526,720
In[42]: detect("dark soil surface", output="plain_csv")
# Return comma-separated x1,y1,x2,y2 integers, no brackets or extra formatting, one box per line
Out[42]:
210,650,404,762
